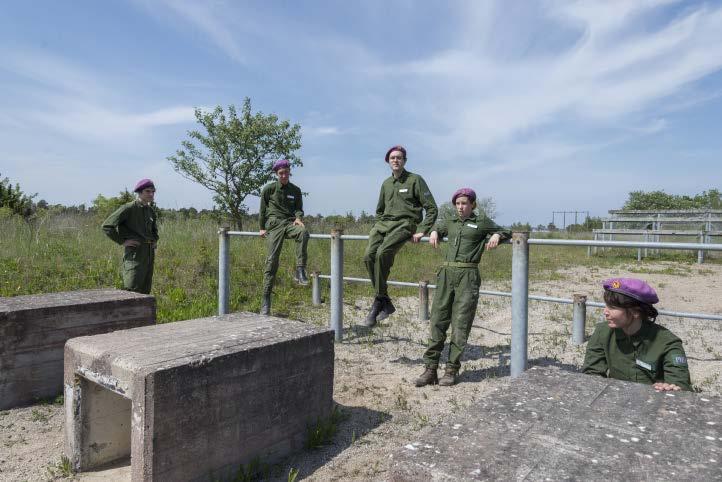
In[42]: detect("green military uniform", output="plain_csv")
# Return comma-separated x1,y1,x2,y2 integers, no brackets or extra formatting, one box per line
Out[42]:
422,214,511,370
102,201,159,294
364,170,437,297
259,180,309,296
582,322,692,390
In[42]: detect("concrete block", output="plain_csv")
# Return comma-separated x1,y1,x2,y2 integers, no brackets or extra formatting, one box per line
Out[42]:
390,367,721,481
0,289,155,410
64,313,334,481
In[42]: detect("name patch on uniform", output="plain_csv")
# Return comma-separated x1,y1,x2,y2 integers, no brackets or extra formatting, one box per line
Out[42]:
635,359,652,371
466,223,478,229
673,355,687,366
399,188,409,193
286,195,295,199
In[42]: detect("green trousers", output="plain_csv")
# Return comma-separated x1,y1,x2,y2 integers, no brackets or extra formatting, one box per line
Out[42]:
262,221,309,296
122,242,155,294
422,266,480,370
364,220,415,297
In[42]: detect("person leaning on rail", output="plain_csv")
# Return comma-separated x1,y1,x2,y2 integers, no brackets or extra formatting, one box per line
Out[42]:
362,145,438,327
582,278,692,391
101,178,159,294
415,188,511,387
258,159,310,315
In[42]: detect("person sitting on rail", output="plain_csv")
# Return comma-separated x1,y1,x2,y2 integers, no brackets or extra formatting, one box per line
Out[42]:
415,188,511,387
582,278,692,391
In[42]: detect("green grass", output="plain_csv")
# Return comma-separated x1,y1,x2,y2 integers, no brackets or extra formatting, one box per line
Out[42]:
1,213,718,324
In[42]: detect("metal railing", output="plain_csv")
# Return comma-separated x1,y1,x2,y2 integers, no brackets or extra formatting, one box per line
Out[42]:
218,228,722,377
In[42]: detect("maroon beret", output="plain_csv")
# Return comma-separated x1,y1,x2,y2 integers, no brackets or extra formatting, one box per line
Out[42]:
603,278,659,305
134,178,155,193
385,145,407,162
272,159,291,172
452,188,476,204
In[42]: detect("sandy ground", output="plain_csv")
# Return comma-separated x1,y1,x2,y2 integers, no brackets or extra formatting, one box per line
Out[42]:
1,261,720,481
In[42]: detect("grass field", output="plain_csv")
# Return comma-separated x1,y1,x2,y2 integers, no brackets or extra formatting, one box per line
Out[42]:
1,212,717,322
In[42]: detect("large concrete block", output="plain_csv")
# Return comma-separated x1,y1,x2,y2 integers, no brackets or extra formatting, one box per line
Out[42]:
390,367,721,481
64,313,335,481
0,289,155,410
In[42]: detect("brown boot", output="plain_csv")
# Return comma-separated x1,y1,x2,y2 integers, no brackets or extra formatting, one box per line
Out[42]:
414,367,438,387
438,368,458,386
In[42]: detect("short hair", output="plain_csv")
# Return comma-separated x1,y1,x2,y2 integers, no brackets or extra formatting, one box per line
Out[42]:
604,290,658,322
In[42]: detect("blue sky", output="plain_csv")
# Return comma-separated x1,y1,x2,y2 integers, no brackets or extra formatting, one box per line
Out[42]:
2,0,722,226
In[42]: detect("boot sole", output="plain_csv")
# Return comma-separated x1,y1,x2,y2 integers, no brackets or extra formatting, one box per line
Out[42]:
414,379,438,387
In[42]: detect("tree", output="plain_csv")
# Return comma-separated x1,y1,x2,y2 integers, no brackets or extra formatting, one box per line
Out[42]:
623,189,722,210
91,189,135,220
0,172,36,218
168,99,302,229
437,196,497,220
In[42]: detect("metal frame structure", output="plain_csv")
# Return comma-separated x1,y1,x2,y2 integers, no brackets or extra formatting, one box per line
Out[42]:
217,229,722,378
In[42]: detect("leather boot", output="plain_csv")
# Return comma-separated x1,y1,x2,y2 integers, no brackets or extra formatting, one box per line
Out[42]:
414,367,438,387
260,294,271,315
376,296,396,322
294,266,309,285
439,368,458,386
361,297,383,327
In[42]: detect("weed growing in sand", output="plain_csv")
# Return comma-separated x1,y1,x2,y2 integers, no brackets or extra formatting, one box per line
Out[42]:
46,455,73,478
305,405,348,449
287,467,300,482
394,387,410,411
30,408,50,423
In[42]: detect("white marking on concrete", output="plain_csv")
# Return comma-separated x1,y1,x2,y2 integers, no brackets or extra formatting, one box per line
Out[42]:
605,434,615,438
704,436,716,441
631,437,640,442
404,444,417,450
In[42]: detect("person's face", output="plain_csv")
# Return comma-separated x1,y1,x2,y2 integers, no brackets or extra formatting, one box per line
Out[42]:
455,196,474,218
139,187,155,204
276,168,291,185
387,150,406,174
603,304,638,330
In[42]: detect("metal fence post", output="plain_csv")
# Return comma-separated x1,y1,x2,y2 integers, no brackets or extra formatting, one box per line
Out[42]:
511,232,529,378
218,226,230,315
698,232,705,264
311,271,322,306
418,280,430,321
330,229,344,341
572,294,587,345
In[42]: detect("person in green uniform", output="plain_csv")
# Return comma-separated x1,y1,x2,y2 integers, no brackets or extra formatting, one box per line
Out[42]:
258,159,310,315
102,178,159,294
362,145,438,326
415,188,510,387
582,278,691,391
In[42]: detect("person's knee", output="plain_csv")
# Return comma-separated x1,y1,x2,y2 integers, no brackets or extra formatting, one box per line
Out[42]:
363,249,376,264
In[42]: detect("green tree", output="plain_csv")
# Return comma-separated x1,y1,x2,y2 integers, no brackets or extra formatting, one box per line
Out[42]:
168,99,302,229
437,196,497,220
91,189,135,220
0,172,36,218
623,189,721,210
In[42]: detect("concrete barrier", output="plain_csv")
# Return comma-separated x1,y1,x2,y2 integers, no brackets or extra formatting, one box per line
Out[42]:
64,313,335,481
390,367,720,481
0,289,155,410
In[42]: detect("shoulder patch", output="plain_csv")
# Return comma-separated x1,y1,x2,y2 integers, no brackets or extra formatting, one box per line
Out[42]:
673,355,687,366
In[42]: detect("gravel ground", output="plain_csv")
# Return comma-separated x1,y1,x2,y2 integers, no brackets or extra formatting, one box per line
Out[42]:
1,261,720,481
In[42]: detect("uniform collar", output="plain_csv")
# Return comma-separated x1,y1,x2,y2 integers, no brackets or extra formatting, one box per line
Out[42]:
456,213,478,223
391,169,409,183
277,180,290,189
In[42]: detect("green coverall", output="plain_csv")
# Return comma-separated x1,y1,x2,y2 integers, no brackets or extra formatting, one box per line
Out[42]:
364,170,437,298
582,321,692,390
259,180,309,296
102,200,159,294
422,214,511,370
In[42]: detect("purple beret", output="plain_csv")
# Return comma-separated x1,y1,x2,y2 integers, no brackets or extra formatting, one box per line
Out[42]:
134,178,155,193
603,278,659,305
452,188,476,204
385,145,407,162
272,159,291,172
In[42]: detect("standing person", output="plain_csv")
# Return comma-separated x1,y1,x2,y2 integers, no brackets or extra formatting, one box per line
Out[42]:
258,159,310,315
102,178,159,294
362,145,438,327
582,278,692,391
415,188,510,387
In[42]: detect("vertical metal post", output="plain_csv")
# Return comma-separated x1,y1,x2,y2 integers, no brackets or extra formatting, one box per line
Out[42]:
218,226,230,315
572,294,587,345
593,232,598,255
330,229,344,341
418,281,430,321
511,232,529,378
698,233,705,264
311,271,322,306
644,232,648,258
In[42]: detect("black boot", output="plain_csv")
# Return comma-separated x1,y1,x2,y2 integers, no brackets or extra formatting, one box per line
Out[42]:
439,368,458,386
376,296,396,322
362,297,383,327
414,367,438,387
294,266,309,285
260,294,271,315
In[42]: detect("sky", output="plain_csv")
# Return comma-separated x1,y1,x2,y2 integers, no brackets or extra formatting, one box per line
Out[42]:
2,0,722,227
